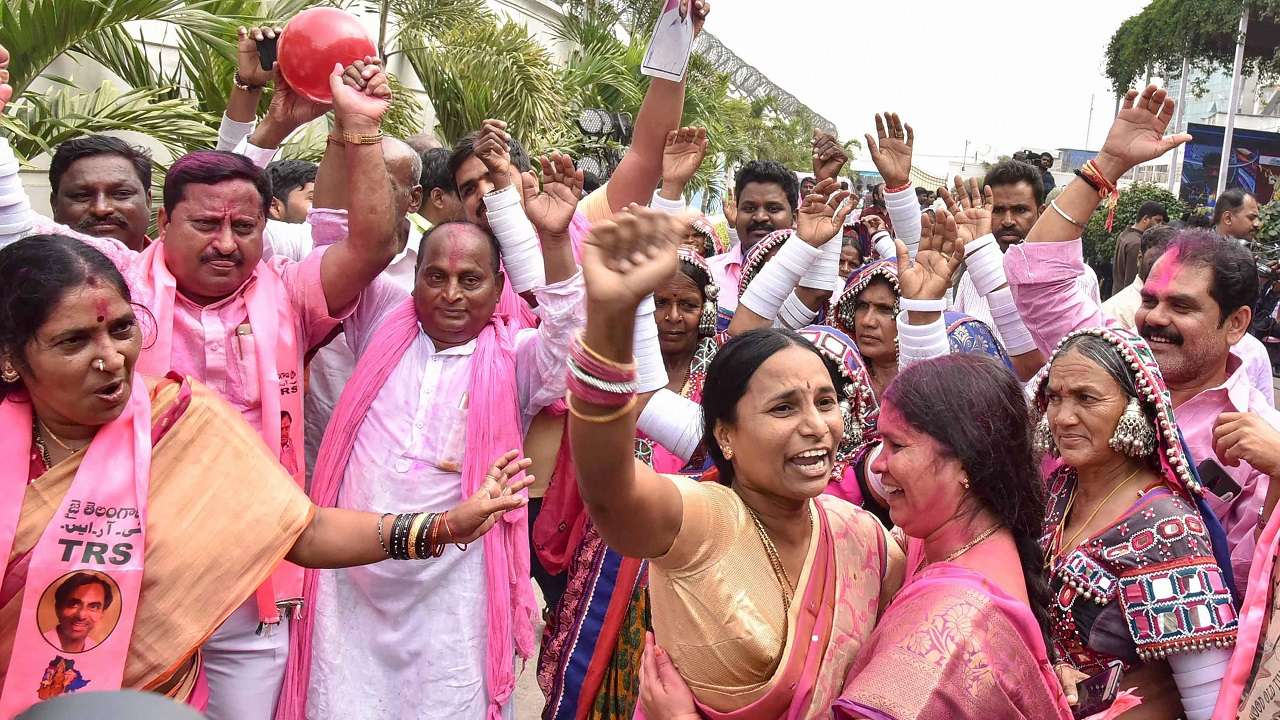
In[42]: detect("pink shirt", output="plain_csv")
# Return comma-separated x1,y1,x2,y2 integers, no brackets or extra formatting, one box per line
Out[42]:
38,217,351,435
707,243,743,314
1005,238,1280,592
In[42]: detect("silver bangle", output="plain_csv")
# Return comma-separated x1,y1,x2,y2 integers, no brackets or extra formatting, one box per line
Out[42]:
1049,198,1085,228
568,359,638,395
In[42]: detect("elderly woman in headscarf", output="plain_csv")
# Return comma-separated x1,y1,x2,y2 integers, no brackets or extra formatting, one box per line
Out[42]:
1033,327,1237,720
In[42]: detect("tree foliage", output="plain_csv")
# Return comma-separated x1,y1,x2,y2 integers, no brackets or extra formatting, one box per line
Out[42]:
1082,183,1187,265
1104,0,1280,96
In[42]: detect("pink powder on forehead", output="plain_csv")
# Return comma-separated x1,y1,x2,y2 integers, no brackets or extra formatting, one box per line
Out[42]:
94,297,109,323
1144,245,1182,296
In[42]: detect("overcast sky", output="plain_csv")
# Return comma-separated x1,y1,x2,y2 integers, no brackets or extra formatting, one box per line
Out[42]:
708,0,1153,174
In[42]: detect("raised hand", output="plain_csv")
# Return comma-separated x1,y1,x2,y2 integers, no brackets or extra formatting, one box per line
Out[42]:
474,118,515,191
1096,85,1192,182
328,57,391,132
661,127,708,195
236,26,281,88
722,185,738,227
522,152,584,238
938,176,993,243
796,178,854,247
811,130,848,182
690,0,711,38
865,113,914,189
896,208,964,302
0,44,10,115
446,450,535,545
582,204,686,311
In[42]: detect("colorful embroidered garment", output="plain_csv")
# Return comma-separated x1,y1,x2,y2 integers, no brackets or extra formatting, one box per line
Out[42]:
833,564,1074,720
735,229,794,302
1034,328,1237,677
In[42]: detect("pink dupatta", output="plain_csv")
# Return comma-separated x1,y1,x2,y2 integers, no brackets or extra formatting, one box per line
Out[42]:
133,241,305,625
275,297,536,720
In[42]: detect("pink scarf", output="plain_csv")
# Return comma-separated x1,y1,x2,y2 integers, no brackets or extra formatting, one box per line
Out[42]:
0,380,151,716
133,241,305,624
275,297,536,720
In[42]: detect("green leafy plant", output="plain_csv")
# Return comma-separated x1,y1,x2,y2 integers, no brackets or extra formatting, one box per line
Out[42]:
1082,183,1188,265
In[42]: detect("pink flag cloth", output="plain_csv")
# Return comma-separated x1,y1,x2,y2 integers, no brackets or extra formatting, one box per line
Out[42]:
275,297,535,720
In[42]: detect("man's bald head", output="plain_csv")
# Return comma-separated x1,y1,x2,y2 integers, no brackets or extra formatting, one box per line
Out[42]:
416,221,502,274
382,137,424,218
405,133,444,154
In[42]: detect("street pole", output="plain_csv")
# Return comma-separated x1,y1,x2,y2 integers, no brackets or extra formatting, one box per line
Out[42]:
1086,94,1095,149
1169,55,1190,193
1218,5,1250,198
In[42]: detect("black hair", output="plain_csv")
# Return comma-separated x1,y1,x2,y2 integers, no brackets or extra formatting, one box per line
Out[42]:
1213,188,1255,225
54,571,114,610
415,221,502,275
1136,200,1167,222
582,170,603,195
883,353,1051,649
420,147,455,193
734,160,800,212
984,159,1046,206
264,159,318,204
1164,229,1258,324
281,410,292,422
447,131,533,187
701,328,836,485
49,135,152,196
1188,212,1213,229
0,236,133,400
1039,151,1054,161
163,151,271,217
1137,225,1177,281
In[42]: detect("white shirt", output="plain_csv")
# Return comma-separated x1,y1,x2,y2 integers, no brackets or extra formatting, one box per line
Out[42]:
307,271,584,719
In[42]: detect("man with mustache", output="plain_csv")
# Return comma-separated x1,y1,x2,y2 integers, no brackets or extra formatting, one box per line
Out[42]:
1003,84,1280,593
1214,187,1262,242
47,136,153,251
708,160,800,319
0,51,398,719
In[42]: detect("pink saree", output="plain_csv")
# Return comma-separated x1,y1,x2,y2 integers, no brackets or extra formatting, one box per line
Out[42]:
833,564,1072,720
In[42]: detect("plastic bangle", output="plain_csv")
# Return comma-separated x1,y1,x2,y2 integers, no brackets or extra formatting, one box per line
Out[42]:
899,297,946,312
566,391,639,424
884,181,911,194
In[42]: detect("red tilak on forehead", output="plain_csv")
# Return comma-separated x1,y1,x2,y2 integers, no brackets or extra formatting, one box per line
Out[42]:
1145,246,1182,296
95,297,109,323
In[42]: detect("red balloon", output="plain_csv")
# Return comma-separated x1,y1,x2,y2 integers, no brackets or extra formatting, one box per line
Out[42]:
277,7,377,103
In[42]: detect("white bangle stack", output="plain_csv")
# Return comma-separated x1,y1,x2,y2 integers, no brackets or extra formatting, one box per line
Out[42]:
871,230,896,261
884,184,922,254
799,234,841,290
896,309,950,370
988,287,1037,355
633,295,668,393
636,389,703,463
739,234,822,319
963,234,1006,295
650,191,687,215
484,185,546,293
775,291,818,330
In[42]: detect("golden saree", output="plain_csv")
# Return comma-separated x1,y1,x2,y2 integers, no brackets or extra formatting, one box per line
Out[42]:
0,377,314,701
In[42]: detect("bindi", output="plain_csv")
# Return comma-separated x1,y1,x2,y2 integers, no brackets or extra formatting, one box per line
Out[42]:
94,298,109,324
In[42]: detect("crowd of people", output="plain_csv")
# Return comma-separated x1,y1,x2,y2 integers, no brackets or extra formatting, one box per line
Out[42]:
4,4,1280,719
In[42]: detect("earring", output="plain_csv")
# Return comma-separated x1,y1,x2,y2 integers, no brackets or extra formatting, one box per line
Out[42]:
1109,397,1156,458
839,397,863,450
1,364,16,383
699,300,717,338
722,445,734,460
960,475,970,490
1033,415,1059,457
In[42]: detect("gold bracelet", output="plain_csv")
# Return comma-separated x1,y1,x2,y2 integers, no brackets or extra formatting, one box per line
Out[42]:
405,512,429,560
576,333,637,371
340,130,384,146
566,391,638,424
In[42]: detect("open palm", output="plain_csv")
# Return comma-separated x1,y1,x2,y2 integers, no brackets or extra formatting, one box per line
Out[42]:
865,112,914,188
582,207,684,310
796,178,852,247
523,153,583,236
1099,85,1192,170
897,209,964,301
939,176,992,244
662,127,708,188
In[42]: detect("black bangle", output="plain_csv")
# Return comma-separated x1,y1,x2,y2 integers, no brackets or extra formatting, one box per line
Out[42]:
1073,169,1102,193
233,71,265,92
390,513,414,560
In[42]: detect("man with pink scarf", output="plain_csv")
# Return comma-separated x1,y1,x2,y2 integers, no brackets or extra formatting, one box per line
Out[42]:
0,54,400,720
280,126,585,718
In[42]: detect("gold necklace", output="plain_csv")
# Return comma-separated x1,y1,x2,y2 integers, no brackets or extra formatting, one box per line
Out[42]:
38,419,87,453
745,503,810,612
940,524,1000,564
1056,467,1142,559
31,418,52,469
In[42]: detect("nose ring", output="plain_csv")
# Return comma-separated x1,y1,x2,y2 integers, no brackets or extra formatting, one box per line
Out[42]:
93,359,106,372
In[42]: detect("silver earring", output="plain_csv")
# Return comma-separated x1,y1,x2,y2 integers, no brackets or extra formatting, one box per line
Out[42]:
1109,397,1156,458
960,474,970,490
1033,415,1058,457
1,364,17,383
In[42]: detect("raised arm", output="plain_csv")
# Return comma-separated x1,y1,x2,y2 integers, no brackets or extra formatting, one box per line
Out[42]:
571,207,688,559
287,451,532,567
940,177,1046,380
865,112,921,250
604,0,710,212
522,152,584,285
217,26,277,152
728,179,851,335
653,127,708,210
317,61,397,314
894,210,964,369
